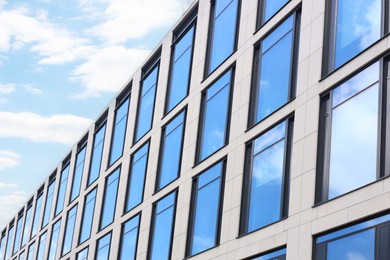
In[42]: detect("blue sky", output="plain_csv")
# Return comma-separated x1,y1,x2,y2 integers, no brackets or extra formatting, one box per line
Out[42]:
0,0,191,228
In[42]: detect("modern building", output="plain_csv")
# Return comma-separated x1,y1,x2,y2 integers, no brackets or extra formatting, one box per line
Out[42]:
1,0,389,259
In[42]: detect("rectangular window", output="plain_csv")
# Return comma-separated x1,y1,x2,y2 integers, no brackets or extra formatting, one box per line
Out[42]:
21,204,32,247
55,162,70,216
100,167,120,230
316,61,386,203
0,233,5,260
96,232,111,260
88,121,107,186
42,178,55,228
165,17,196,113
206,0,240,75
13,214,24,255
125,142,149,212
70,144,87,202
249,247,286,260
148,191,177,260
134,59,160,143
36,232,47,260
62,205,78,256
4,224,14,259
76,247,88,260
240,117,293,234
258,0,289,27
250,11,300,125
118,214,140,260
31,191,43,238
27,242,34,260
109,87,130,166
19,250,25,260
186,159,225,256
47,219,61,260
314,213,390,260
156,109,186,190
197,68,234,162
79,187,97,244
323,0,382,74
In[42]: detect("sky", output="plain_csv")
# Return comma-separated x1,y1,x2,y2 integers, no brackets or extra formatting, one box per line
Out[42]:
0,0,192,229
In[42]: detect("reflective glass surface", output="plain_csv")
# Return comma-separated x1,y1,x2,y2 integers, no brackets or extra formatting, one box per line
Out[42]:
62,205,78,255
36,232,46,260
100,168,120,229
13,215,24,254
4,225,14,260
157,111,185,189
0,235,5,260
253,247,286,260
42,180,55,228
55,164,70,216
76,247,88,260
70,145,87,202
27,242,34,260
48,220,61,260
88,124,106,186
261,0,289,24
21,206,32,247
96,233,111,260
31,194,42,238
119,215,140,260
19,251,25,260
79,188,97,244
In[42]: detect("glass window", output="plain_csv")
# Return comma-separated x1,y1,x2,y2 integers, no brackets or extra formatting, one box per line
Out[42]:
79,188,97,244
31,193,43,238
0,234,6,260
134,63,159,142
55,163,70,216
62,205,78,256
109,97,130,166
148,192,177,260
197,69,233,161
118,214,140,260
21,205,32,247
76,247,88,260
325,0,381,73
26,242,34,260
166,23,195,113
4,225,14,260
13,215,24,254
316,62,381,202
125,142,149,212
96,233,111,260
251,11,300,124
19,250,25,260
36,232,47,260
47,219,61,260
241,118,292,234
100,168,120,230
258,0,289,26
157,110,186,190
42,180,55,228
207,0,239,74
315,214,390,260
186,160,225,256
251,247,286,260
88,123,107,186
70,145,87,202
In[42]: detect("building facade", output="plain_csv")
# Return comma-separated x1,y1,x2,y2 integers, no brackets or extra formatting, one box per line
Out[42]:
1,0,389,259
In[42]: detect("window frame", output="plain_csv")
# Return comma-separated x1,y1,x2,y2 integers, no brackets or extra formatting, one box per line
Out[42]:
69,138,88,203
21,201,33,247
117,213,141,260
256,0,291,29
244,246,287,260
55,159,71,217
78,186,98,245
42,175,56,229
61,204,78,257
30,188,44,239
95,231,112,260
12,212,24,255
47,218,61,260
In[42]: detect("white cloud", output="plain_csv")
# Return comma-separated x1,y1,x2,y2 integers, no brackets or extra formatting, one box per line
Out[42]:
0,83,15,94
22,84,43,95
71,46,150,97
0,191,27,228
0,150,20,170
0,112,92,144
0,182,18,188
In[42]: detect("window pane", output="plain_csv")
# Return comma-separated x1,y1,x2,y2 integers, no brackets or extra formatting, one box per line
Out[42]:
55,164,70,216
109,98,130,165
36,232,46,260
252,247,286,260
0,234,5,260
149,192,176,260
42,180,55,228
88,124,106,186
76,247,88,260
70,145,87,202
5,225,14,260
21,206,32,247
199,70,232,161
96,233,111,260
27,242,34,260
13,215,24,254
119,215,140,260
100,168,120,229
79,188,97,244
135,65,159,142
157,111,185,189
208,0,238,73
19,251,25,260
31,194,43,238
47,220,61,260
126,142,149,211
261,0,289,24
62,205,78,255
167,26,195,112
188,161,223,256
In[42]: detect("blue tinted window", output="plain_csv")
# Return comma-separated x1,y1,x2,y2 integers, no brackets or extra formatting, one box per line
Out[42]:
4,225,14,259
100,168,120,230
126,142,149,211
207,0,239,74
88,124,107,186
96,233,111,260
13,215,24,254
149,192,176,260
62,205,78,255
109,98,130,165
70,145,87,202
19,250,26,260
135,65,159,142
0,235,5,260
198,70,232,161
76,247,88,260
27,242,34,260
188,161,224,256
253,247,286,260
119,215,140,260
21,206,32,247
260,0,289,25
157,111,185,190
79,188,97,244
255,14,297,123
55,164,70,216
36,232,46,260
166,26,195,112
31,194,43,238
42,180,55,228
48,219,61,260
